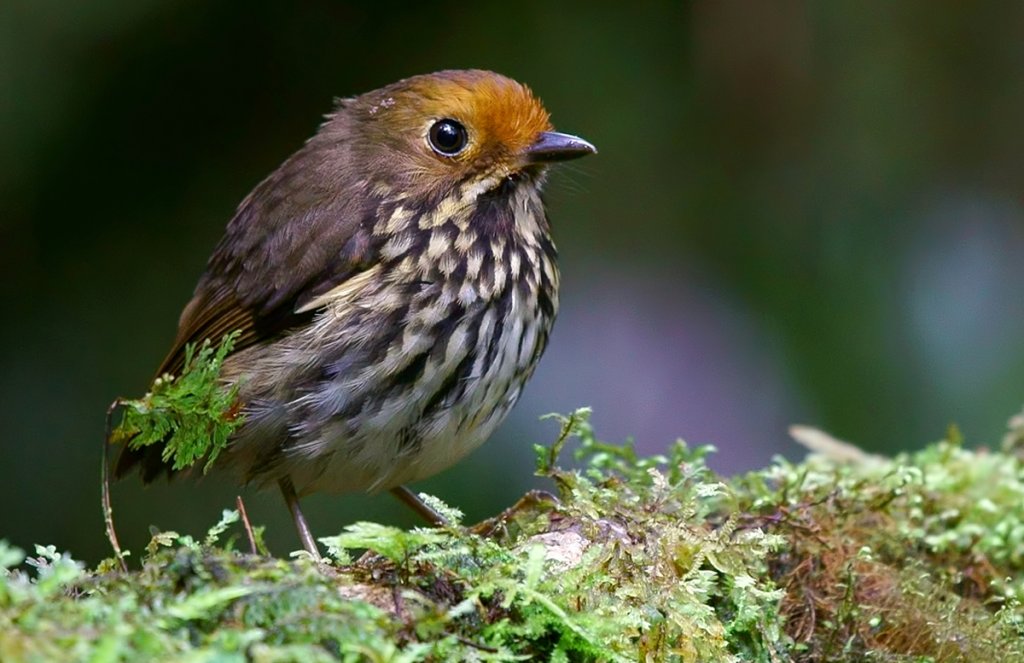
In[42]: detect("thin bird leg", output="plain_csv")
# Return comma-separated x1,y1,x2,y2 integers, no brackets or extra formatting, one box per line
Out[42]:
390,485,447,526
278,477,321,559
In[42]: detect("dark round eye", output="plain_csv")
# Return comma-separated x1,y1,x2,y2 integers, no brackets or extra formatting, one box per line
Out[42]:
428,119,468,155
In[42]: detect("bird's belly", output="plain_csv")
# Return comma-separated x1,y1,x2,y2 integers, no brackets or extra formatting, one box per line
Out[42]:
226,279,552,496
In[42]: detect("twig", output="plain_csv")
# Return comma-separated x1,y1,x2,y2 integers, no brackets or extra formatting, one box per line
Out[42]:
103,398,128,572
236,495,258,555
454,634,499,653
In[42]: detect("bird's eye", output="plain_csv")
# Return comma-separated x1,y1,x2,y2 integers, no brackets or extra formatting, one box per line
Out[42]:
428,119,468,156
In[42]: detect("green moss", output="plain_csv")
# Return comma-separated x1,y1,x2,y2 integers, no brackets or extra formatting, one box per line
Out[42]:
5,406,1024,661
743,429,1024,662
111,332,243,473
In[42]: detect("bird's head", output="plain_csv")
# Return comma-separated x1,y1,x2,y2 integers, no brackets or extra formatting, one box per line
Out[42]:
319,70,596,202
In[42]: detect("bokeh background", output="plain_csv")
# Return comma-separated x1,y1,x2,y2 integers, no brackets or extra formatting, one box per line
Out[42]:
3,2,1024,564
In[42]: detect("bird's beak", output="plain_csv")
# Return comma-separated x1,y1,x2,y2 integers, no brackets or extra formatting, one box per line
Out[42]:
523,131,597,164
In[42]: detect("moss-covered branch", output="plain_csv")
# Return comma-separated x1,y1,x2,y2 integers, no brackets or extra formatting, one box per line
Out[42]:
4,406,1024,661
5,344,1024,660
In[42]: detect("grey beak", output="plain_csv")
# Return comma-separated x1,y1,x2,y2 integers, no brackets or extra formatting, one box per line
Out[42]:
523,131,597,163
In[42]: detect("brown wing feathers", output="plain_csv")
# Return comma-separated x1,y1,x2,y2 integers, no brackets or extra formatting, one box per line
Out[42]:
114,136,376,481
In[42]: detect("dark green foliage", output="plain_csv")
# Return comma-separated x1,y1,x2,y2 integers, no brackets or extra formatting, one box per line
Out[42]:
112,332,243,473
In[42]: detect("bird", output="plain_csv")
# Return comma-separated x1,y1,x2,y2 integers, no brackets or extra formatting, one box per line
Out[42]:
113,69,596,556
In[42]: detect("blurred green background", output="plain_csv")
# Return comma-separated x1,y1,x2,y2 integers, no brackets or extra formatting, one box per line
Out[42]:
3,2,1023,564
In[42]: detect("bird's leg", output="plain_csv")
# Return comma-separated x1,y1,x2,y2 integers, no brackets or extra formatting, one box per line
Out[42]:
278,477,321,559
390,485,447,526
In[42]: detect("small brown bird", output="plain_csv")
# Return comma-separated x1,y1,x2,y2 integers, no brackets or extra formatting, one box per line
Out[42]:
114,70,595,555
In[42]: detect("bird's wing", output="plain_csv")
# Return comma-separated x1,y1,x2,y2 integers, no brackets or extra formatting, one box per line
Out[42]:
156,153,378,378
114,146,382,482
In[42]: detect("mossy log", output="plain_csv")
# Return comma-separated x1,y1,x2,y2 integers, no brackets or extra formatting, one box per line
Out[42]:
3,408,1024,662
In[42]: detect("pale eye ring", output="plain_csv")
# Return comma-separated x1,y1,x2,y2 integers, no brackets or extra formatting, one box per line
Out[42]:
428,119,468,156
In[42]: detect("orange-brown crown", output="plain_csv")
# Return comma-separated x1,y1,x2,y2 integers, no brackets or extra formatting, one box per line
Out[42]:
352,70,554,167
401,70,553,155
